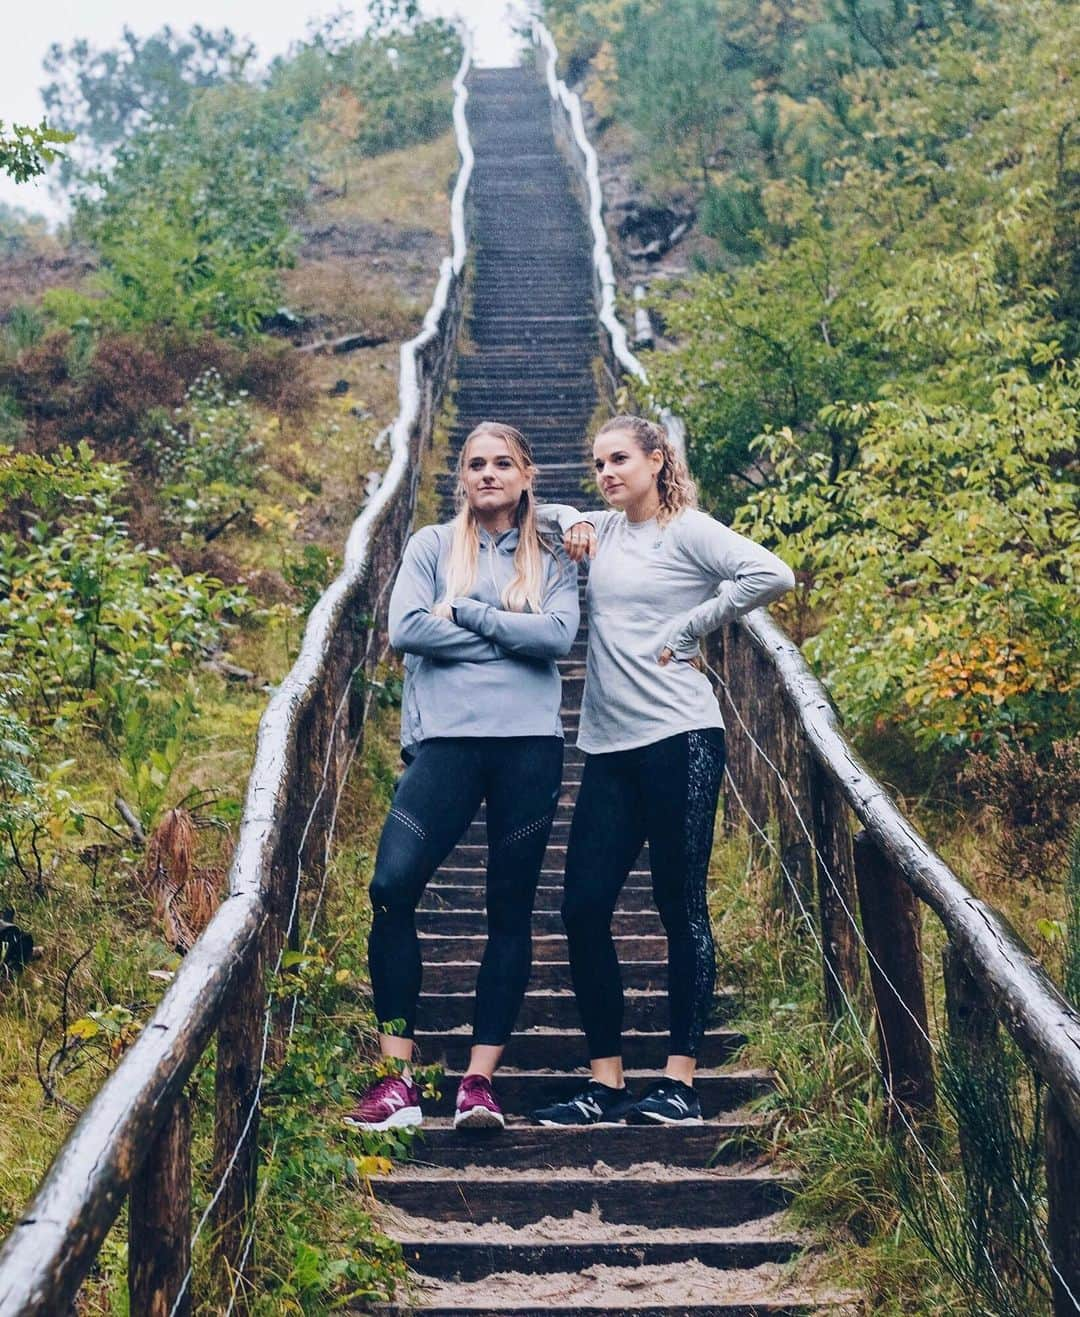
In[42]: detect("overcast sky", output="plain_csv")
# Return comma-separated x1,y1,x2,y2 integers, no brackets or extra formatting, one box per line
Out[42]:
1,0,534,221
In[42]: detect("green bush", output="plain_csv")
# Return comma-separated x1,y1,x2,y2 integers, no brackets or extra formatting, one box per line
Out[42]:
0,679,41,883
148,368,263,535
265,13,461,159
0,450,250,731
54,83,299,338
623,0,1080,760
35,4,460,342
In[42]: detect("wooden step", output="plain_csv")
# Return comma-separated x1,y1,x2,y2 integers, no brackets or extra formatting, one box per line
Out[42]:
431,867,651,885
414,988,737,1033
407,1117,761,1169
420,961,671,993
419,934,668,963
415,910,663,937
421,1069,775,1119
389,1231,802,1282
445,843,574,867
418,883,654,912
413,1027,745,1072
376,1168,795,1228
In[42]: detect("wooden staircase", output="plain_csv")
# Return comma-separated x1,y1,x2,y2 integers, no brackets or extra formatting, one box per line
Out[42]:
370,65,832,1316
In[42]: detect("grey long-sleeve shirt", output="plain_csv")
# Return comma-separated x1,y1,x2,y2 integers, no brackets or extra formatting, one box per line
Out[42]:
388,522,580,755
543,505,795,754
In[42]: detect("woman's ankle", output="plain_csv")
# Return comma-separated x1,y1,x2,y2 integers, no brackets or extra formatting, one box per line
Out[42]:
590,1057,625,1089
664,1055,696,1086
465,1043,504,1081
379,1034,414,1080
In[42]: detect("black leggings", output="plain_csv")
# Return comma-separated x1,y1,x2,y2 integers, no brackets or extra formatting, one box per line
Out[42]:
562,728,725,1060
368,736,563,1046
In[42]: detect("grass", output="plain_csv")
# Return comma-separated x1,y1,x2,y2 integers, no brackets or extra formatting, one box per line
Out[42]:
708,809,1055,1315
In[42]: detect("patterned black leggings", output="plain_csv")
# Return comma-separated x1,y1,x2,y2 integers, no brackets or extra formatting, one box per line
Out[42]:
562,728,726,1059
368,736,562,1046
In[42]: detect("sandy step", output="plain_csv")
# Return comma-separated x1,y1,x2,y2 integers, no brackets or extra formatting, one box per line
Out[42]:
406,1117,761,1170
375,1168,795,1228
374,1284,823,1317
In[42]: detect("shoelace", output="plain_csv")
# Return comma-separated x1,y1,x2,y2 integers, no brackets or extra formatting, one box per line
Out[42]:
459,1075,492,1100
572,1085,612,1114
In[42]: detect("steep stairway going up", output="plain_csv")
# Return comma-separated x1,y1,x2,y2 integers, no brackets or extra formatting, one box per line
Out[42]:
370,65,831,1316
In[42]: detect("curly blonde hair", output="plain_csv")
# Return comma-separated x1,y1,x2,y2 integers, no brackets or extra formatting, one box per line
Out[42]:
596,414,697,525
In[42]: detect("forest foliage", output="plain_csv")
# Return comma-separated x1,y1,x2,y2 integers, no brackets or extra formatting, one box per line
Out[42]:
542,6,1080,1309
547,0,1079,777
0,4,459,923
0,3,460,1303
0,121,73,184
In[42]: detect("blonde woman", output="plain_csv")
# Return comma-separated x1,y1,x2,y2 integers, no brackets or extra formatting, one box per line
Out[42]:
531,415,795,1128
343,423,579,1132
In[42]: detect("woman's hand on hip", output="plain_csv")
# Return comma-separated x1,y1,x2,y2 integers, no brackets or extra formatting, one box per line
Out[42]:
563,521,597,563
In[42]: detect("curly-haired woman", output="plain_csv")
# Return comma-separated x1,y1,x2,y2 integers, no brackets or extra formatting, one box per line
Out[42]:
531,415,795,1128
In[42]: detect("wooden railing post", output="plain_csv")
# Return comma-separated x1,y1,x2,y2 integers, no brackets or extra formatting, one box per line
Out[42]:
270,799,307,1069
772,694,815,915
129,1092,192,1317
852,832,935,1128
719,623,772,836
808,758,862,1020
212,936,264,1314
1046,1093,1080,1316
942,944,1026,1286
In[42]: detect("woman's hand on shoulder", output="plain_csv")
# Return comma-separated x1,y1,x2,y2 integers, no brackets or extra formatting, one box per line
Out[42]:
563,521,597,563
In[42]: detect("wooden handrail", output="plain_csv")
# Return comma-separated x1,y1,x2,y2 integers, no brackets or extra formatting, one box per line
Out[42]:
742,608,1080,1135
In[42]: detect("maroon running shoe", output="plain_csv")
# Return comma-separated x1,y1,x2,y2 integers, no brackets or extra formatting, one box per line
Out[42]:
342,1074,423,1131
454,1073,505,1129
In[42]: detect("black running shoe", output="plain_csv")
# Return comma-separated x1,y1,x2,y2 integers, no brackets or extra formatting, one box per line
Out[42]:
625,1078,703,1125
529,1081,636,1127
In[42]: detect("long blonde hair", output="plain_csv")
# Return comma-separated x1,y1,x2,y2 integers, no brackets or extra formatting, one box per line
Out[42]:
596,414,697,525
437,422,549,614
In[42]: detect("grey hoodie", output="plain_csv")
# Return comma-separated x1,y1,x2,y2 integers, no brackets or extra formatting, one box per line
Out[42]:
388,522,580,756
543,505,796,754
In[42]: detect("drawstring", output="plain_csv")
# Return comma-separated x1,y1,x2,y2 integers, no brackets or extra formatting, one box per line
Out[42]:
486,535,502,599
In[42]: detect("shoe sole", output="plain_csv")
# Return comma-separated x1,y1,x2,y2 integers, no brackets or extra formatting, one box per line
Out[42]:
626,1109,704,1125
531,1117,628,1128
454,1106,506,1130
342,1106,423,1131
